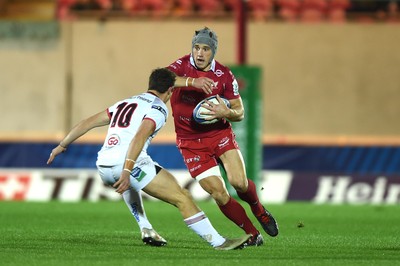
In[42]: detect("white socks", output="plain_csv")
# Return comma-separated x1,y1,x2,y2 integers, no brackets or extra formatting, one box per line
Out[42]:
184,211,225,247
122,190,226,247
122,189,152,230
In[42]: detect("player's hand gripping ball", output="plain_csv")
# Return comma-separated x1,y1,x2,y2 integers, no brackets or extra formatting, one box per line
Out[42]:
192,95,231,124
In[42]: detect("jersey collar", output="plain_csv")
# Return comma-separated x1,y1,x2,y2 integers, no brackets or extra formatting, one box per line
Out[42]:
145,91,158,98
190,54,216,72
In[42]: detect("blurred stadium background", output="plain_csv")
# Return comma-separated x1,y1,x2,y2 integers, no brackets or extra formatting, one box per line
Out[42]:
0,0,400,205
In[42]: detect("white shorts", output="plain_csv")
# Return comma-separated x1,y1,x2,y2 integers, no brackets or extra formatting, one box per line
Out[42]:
97,155,161,192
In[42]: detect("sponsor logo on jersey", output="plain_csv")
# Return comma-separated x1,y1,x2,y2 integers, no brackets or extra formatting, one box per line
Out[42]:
106,134,120,146
212,81,219,90
215,69,224,77
151,105,167,119
136,95,152,103
179,116,192,122
181,95,196,104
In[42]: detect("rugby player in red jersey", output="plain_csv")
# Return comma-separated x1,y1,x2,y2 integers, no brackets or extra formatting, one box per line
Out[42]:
167,27,279,246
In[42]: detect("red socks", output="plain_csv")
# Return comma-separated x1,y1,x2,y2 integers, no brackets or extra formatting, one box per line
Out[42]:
218,196,259,236
236,179,264,216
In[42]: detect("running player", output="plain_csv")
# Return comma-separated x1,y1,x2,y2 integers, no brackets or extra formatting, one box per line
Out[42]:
166,27,279,246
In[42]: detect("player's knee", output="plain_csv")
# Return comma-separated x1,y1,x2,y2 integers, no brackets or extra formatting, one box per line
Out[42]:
229,175,248,192
209,188,230,205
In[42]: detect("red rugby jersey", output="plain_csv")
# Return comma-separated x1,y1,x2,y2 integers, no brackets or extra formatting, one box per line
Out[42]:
167,54,241,139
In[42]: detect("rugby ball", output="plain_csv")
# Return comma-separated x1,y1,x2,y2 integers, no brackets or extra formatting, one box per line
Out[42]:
192,95,231,124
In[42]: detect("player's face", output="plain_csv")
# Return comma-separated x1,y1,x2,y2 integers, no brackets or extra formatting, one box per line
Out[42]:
192,44,213,71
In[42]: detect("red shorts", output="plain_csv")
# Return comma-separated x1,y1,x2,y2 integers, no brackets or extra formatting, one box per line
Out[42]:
177,128,239,178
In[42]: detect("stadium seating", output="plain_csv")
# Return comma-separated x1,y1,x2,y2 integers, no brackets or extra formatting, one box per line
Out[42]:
326,0,350,23
247,0,274,21
172,0,194,17
138,0,173,18
381,0,400,23
276,0,301,22
1,0,56,20
193,0,224,18
0,0,393,23
299,0,327,23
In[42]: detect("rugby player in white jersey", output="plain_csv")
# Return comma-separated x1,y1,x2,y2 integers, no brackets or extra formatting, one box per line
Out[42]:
47,68,250,250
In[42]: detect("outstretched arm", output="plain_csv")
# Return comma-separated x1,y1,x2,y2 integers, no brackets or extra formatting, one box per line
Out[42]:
113,119,155,194
47,110,110,164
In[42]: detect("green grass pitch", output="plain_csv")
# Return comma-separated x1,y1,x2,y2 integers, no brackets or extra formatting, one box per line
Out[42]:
1,201,399,266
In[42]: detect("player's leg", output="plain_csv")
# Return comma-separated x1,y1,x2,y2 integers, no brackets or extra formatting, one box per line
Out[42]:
177,136,263,246
122,189,152,229
97,165,166,246
197,169,261,244
121,188,167,246
219,149,279,237
143,167,249,250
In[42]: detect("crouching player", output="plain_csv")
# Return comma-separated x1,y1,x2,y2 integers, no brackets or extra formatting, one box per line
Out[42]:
47,68,250,250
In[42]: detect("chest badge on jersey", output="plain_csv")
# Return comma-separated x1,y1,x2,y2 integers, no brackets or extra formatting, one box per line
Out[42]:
215,69,224,77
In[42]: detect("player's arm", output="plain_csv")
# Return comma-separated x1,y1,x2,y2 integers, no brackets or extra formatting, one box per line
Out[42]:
113,118,155,194
202,95,244,122
225,97,244,122
174,76,214,94
47,110,110,164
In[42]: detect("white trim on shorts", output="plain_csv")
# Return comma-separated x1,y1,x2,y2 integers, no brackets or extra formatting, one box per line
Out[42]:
195,165,222,181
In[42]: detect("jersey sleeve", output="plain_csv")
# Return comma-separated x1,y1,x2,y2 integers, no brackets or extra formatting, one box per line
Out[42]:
167,55,188,76
223,69,241,100
143,104,168,132
106,100,121,119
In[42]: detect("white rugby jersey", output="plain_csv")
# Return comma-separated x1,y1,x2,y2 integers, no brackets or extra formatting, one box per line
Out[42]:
96,92,168,166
